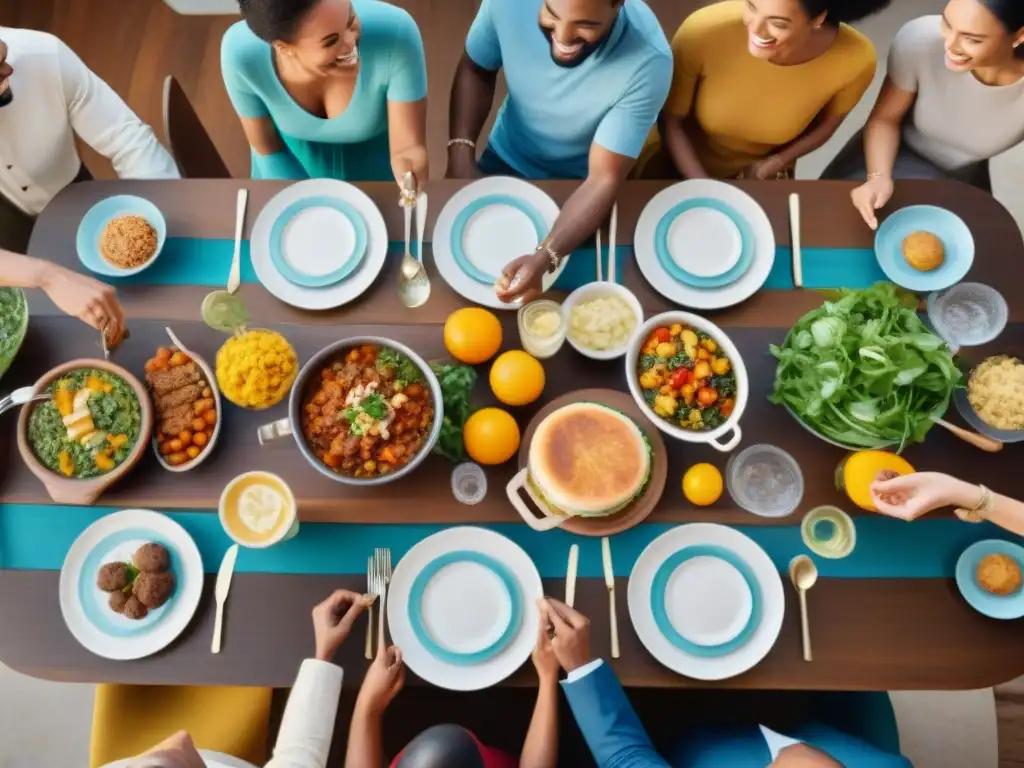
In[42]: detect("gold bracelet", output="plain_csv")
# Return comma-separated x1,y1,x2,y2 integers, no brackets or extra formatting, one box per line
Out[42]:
954,484,991,523
447,138,476,150
866,172,890,181
536,240,563,272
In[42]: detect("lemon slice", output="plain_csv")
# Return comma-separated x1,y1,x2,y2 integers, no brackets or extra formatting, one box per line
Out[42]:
238,484,284,534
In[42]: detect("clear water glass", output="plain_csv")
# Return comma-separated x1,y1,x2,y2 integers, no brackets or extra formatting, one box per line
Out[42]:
452,462,487,505
926,282,1007,351
726,444,804,518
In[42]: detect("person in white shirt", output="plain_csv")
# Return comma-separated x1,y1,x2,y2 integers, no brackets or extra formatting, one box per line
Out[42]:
1,249,126,345
0,28,179,250
109,588,376,768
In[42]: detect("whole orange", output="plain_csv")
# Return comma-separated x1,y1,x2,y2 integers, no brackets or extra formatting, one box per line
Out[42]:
444,308,503,365
489,350,545,406
463,408,521,465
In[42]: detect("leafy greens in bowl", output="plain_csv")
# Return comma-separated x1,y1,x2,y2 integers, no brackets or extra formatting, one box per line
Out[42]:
770,283,960,452
0,287,28,380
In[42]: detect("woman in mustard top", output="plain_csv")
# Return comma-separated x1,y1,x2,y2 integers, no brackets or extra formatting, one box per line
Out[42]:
646,0,890,180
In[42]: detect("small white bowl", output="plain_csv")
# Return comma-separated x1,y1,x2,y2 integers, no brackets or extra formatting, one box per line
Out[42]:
151,328,222,473
626,311,748,453
561,282,644,361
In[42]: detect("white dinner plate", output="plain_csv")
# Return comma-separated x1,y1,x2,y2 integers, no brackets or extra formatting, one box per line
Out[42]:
250,179,388,310
59,509,204,661
388,526,542,690
635,180,776,309
628,523,784,680
433,177,565,310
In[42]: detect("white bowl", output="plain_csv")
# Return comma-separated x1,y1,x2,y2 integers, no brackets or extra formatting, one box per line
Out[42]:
561,282,644,361
625,311,747,453
151,329,222,473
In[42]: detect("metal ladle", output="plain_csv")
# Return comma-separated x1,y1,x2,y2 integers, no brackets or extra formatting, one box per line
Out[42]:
397,173,430,308
788,554,819,662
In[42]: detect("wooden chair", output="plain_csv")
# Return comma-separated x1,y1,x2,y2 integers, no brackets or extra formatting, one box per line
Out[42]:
162,75,232,179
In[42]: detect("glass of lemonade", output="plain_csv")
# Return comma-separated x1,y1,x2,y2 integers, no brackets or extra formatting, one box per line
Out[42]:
801,505,857,559
219,471,298,548
517,300,566,359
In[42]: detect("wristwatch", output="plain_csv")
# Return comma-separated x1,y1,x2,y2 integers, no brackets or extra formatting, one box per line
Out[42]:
954,484,992,523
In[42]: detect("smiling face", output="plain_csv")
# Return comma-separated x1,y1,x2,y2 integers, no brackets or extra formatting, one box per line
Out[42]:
537,0,622,68
742,0,825,62
941,0,1024,72
276,0,362,75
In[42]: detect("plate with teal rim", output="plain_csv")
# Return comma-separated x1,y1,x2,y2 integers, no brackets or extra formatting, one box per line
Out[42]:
956,540,1024,619
874,205,974,292
654,198,755,288
628,523,784,681
450,194,547,285
408,550,522,666
269,195,367,288
58,509,203,660
650,544,761,656
432,177,565,310
388,526,543,691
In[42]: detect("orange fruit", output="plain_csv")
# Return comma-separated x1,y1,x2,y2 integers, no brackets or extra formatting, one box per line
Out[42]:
489,350,545,406
444,308,503,365
682,463,723,506
463,408,520,465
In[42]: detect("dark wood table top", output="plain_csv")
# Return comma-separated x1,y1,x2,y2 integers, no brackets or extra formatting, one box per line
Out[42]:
3,177,1024,691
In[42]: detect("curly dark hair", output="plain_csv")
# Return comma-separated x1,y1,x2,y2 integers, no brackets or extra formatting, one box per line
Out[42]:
238,0,322,42
978,0,1024,57
799,0,893,25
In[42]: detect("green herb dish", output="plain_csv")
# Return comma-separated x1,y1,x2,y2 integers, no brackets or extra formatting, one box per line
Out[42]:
770,282,960,452
27,368,143,479
0,287,28,380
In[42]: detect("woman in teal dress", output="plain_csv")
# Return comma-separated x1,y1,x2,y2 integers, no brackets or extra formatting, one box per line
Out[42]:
222,0,428,189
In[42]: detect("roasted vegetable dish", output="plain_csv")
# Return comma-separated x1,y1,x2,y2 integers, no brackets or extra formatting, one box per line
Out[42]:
636,324,737,431
301,345,434,478
145,346,218,467
28,369,141,478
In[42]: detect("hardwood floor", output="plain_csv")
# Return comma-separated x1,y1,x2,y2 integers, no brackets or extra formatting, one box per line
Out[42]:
0,1,1020,764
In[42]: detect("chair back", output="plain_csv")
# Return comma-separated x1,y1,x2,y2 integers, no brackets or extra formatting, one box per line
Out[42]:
162,75,231,179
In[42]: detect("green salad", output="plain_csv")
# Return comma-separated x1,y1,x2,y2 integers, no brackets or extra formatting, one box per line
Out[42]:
28,368,142,479
770,283,960,452
0,287,27,377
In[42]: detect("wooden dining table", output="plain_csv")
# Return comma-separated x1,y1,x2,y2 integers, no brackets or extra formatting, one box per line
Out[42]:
1,177,1023,692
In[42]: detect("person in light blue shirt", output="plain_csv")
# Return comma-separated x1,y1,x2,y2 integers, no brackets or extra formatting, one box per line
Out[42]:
447,0,672,304
221,0,428,190
539,597,913,768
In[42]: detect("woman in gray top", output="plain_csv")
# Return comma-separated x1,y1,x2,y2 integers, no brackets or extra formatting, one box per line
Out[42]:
824,0,1024,229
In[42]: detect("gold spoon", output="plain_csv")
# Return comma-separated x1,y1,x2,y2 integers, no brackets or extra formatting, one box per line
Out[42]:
788,555,818,662
397,173,430,308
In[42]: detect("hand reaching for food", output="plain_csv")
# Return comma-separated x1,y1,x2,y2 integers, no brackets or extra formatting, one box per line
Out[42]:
312,589,375,661
495,252,547,305
850,176,894,231
869,471,981,521
38,263,127,345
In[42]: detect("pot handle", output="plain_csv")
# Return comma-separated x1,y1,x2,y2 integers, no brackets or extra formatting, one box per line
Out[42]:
257,418,293,446
506,468,564,532
709,425,742,453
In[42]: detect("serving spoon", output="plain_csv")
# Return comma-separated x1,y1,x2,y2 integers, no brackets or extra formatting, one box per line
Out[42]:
397,173,430,308
0,387,52,417
788,555,818,662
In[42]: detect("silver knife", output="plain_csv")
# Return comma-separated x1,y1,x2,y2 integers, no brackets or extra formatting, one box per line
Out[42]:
565,544,579,608
211,544,239,654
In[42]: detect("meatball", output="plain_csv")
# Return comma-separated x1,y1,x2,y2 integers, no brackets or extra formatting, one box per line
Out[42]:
123,596,148,620
133,571,176,609
108,591,129,614
133,543,170,573
97,562,130,592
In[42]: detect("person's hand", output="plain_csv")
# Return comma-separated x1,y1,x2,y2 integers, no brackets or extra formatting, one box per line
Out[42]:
312,590,375,662
850,175,894,230
869,471,981,521
738,154,788,181
392,147,428,197
531,603,560,684
39,264,126,346
537,597,593,674
445,147,482,180
355,642,405,717
495,252,547,305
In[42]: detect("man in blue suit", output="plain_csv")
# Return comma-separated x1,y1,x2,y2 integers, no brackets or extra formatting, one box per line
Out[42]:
539,597,912,768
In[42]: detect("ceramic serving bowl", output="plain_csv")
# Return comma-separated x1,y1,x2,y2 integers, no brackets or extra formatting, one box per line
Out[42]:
76,195,167,278
0,287,29,382
17,359,154,505
561,282,644,361
257,337,443,486
151,328,224,473
625,311,748,453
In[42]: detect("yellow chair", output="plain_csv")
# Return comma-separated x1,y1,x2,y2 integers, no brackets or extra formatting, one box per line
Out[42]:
89,684,273,767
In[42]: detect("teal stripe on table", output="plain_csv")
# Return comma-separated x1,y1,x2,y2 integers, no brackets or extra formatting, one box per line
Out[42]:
92,239,882,294
1,504,1015,580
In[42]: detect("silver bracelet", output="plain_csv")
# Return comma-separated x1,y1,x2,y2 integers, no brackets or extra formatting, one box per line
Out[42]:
536,240,563,272
447,138,476,150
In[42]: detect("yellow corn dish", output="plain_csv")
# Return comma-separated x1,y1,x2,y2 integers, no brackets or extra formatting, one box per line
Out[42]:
967,356,1024,431
216,330,298,409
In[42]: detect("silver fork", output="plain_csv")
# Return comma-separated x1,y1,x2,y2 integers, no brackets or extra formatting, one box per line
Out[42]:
374,548,392,652
365,555,375,660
